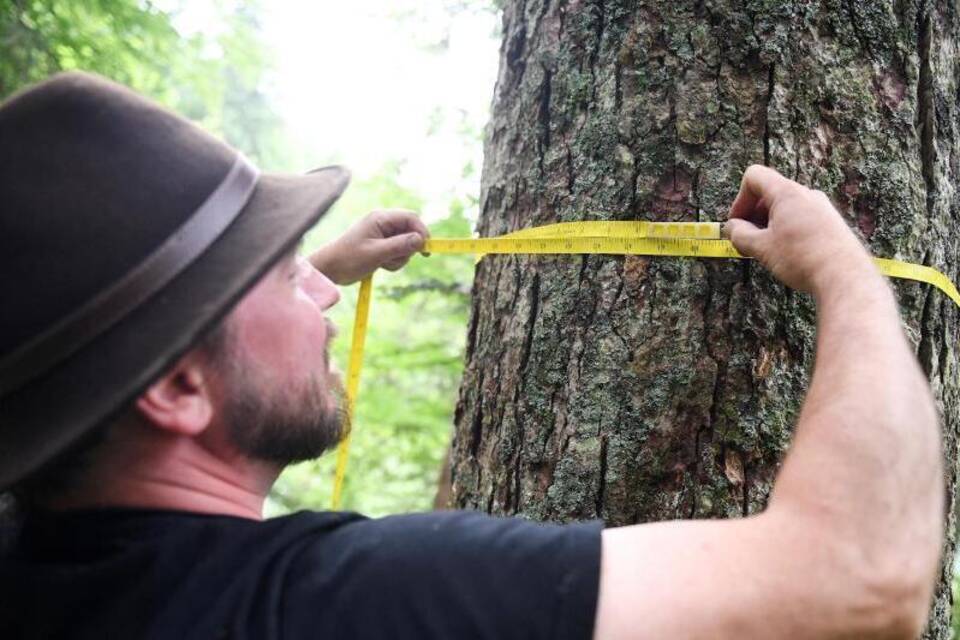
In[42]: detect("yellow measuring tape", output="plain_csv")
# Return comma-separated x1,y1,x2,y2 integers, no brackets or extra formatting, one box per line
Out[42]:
329,221,960,508
331,276,371,508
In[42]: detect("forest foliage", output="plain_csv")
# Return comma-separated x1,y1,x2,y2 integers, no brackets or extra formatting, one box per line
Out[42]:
0,0,474,516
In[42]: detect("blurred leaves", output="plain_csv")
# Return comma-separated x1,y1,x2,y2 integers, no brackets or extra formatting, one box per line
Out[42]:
387,0,501,52
0,0,474,520
0,0,298,170
272,166,474,516
0,0,181,94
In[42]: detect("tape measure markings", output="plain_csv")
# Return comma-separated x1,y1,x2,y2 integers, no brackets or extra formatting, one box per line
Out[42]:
497,221,722,240
429,236,743,259
330,275,372,509
331,222,960,508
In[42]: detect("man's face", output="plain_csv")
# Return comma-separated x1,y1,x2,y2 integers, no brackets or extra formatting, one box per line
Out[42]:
209,249,345,466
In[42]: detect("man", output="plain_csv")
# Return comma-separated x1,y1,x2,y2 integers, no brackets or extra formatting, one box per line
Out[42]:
0,72,944,639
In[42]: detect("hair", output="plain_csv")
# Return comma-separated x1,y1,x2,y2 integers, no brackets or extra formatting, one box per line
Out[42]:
9,419,116,510
6,319,233,513
1,424,115,546
1,427,108,543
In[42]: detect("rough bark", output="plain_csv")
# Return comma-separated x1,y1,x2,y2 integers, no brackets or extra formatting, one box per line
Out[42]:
450,0,960,635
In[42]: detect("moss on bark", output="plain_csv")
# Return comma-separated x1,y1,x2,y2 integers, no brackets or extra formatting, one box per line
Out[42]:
452,1,960,634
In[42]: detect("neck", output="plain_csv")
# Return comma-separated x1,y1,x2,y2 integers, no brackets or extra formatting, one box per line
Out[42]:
44,428,281,521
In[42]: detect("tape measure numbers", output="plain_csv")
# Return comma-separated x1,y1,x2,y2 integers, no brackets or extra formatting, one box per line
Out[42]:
329,222,960,508
428,236,743,259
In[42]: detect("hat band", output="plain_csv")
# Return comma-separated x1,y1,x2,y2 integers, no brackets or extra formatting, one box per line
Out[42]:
0,154,260,396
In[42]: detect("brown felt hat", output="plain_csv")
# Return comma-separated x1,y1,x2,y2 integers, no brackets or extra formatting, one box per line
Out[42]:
0,71,349,489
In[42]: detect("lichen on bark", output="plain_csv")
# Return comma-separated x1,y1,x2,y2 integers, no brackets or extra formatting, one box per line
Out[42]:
450,1,960,635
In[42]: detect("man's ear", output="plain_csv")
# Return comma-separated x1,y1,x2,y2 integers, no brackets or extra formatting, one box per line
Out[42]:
135,350,215,437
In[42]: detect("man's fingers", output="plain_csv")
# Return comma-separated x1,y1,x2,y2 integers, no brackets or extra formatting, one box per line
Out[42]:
379,232,425,262
410,216,430,240
729,164,789,225
723,218,767,260
373,209,430,240
383,257,410,271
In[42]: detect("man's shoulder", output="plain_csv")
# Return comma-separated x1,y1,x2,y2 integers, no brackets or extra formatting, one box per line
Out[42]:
284,508,600,557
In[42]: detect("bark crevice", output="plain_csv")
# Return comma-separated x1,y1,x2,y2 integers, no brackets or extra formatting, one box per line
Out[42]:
917,7,937,218
763,62,775,166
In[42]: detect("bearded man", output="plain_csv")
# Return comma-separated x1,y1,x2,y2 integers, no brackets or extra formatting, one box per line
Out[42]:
0,72,945,639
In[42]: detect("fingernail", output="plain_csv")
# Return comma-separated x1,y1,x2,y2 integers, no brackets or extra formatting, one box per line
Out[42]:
408,233,423,249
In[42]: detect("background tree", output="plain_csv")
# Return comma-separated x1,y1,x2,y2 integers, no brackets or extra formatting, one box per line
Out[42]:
448,1,959,635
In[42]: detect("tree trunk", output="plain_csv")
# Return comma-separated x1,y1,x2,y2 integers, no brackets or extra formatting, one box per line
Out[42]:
450,0,960,635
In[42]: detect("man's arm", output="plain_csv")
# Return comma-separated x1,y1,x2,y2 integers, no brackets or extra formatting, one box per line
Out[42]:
309,209,429,285
594,166,943,639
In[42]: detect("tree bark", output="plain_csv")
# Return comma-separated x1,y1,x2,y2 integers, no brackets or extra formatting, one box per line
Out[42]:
450,0,960,635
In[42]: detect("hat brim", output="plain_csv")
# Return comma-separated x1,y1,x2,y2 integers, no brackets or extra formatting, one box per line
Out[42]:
0,166,350,489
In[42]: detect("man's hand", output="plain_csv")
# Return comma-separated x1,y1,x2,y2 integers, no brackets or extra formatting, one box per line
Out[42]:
723,164,876,297
309,210,429,285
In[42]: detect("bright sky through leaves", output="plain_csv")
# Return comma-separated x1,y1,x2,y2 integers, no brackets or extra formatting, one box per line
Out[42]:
170,0,500,223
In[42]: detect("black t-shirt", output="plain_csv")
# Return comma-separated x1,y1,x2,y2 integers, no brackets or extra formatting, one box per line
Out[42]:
0,508,602,639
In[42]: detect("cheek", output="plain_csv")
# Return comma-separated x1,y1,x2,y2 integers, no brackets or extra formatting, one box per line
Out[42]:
234,294,329,374
290,292,330,352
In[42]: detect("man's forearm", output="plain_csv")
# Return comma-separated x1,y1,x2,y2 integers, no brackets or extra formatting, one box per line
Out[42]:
596,170,943,640
770,265,943,621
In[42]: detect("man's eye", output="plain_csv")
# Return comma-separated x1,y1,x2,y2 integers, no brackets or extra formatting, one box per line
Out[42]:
286,261,301,281
289,259,310,283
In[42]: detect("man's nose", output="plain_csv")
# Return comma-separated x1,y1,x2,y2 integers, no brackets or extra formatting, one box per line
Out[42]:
308,269,341,310
313,271,340,311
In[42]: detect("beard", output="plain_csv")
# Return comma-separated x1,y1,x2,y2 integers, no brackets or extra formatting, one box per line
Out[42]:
209,322,347,466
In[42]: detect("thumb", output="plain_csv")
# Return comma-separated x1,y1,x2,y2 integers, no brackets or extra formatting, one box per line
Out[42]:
379,232,425,260
723,218,767,259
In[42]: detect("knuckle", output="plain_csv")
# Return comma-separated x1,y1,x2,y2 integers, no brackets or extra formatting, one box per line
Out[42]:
805,189,836,211
781,178,804,194
778,190,803,209
743,165,767,185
